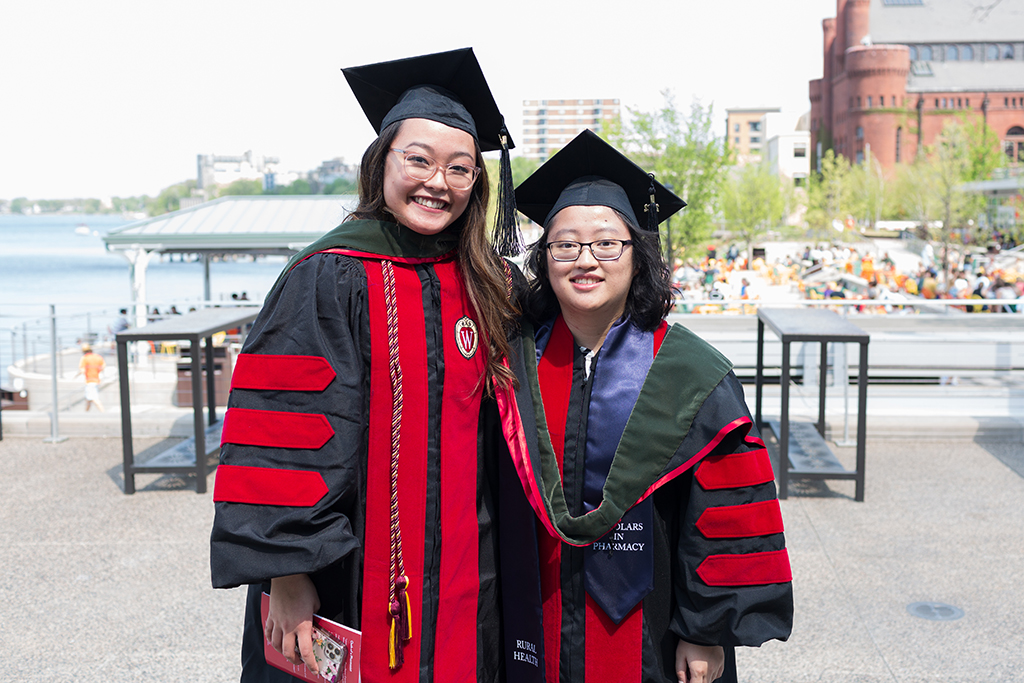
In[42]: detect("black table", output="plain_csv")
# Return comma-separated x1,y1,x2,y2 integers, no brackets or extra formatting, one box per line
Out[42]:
115,307,258,494
755,308,870,501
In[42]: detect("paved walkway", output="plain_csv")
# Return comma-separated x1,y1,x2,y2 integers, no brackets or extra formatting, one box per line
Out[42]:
738,437,1024,682
1,418,1022,682
0,436,245,682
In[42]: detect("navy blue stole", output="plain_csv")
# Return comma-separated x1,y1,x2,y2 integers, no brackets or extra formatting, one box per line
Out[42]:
538,316,658,625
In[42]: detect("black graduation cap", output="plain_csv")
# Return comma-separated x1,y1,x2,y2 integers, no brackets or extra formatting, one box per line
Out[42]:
515,129,686,232
343,47,513,152
342,47,522,255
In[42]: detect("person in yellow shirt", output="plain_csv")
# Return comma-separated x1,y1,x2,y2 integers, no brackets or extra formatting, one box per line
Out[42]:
76,344,105,412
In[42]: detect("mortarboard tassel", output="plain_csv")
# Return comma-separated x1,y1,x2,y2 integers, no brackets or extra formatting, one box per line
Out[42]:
494,124,523,257
645,173,659,233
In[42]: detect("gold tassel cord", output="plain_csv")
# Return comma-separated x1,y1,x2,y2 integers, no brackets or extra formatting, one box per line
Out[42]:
388,576,413,668
389,618,398,669
382,260,411,671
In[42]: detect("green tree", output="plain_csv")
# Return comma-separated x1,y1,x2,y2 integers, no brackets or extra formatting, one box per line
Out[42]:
111,195,150,213
607,93,732,263
510,156,541,186
218,179,264,197
325,177,358,195
928,120,987,285
146,180,197,216
810,127,833,178
957,112,1005,182
891,161,939,235
484,155,541,200
720,164,786,264
806,150,854,238
483,155,543,248
888,117,992,285
274,178,313,195
849,152,887,228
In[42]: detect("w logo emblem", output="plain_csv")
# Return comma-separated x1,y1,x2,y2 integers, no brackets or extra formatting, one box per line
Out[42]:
455,316,479,359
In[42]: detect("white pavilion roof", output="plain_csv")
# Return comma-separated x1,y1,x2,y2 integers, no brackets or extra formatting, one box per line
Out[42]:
104,195,358,254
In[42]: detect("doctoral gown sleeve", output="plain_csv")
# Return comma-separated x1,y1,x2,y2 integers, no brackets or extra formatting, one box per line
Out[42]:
210,252,370,589
670,372,794,648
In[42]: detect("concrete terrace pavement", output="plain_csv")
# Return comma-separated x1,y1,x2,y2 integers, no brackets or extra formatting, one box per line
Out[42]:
2,432,1023,681
738,436,1024,683
0,436,245,682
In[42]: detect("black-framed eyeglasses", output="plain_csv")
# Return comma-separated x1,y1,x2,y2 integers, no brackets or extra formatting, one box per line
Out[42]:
390,148,480,190
546,239,633,262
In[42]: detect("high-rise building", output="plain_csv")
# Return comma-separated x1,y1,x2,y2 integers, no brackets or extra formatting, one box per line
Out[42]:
521,99,620,159
725,108,781,164
810,0,1024,173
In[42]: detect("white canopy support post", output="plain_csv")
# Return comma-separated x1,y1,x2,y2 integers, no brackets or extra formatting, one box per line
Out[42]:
122,247,158,360
43,305,67,444
203,253,211,306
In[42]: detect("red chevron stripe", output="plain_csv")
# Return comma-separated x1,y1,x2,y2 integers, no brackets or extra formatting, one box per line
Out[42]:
230,354,336,392
695,448,775,490
213,465,328,507
220,407,334,449
696,500,785,539
697,549,792,587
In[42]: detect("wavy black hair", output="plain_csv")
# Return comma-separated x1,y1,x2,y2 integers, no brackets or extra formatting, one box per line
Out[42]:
524,208,676,332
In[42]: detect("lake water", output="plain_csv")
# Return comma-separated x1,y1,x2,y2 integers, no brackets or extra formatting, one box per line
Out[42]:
0,214,289,386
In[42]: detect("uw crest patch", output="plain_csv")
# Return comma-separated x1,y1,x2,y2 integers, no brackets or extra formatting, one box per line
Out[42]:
455,316,479,359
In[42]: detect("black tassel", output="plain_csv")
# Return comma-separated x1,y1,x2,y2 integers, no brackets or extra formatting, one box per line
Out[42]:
494,123,523,257
645,173,659,233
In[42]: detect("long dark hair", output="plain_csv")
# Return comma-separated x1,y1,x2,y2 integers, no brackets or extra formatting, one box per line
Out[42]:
524,209,675,332
347,120,518,390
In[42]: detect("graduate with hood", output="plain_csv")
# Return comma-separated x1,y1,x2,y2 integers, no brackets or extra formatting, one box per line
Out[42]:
498,130,793,683
210,48,522,682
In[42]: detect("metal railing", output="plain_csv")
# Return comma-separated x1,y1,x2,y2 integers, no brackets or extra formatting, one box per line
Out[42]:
1,301,257,441
670,296,1023,315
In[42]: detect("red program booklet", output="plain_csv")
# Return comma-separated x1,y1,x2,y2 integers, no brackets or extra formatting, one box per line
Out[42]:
260,592,362,683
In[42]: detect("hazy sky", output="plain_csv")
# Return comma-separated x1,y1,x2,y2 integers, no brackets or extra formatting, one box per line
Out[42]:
1,0,838,200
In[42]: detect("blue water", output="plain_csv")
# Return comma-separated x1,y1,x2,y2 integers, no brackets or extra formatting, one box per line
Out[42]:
0,214,288,386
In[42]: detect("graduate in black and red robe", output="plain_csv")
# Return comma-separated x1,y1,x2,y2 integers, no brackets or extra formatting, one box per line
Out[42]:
498,131,794,683
210,49,522,683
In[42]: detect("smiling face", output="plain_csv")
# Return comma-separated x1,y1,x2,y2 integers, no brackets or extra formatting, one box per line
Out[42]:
545,204,636,333
382,117,478,236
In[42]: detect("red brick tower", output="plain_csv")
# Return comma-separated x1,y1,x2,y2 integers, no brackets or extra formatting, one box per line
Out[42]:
810,0,1024,174
810,17,837,170
844,45,912,168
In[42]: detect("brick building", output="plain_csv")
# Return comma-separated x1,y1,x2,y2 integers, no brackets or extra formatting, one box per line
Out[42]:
521,99,620,159
810,0,1024,173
